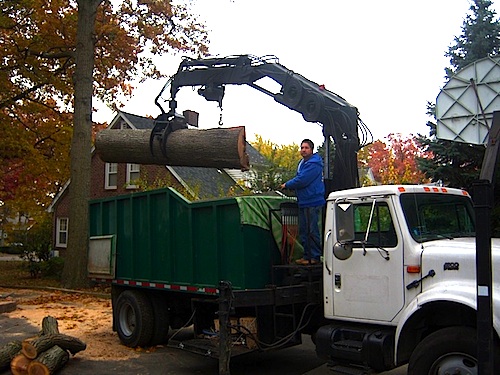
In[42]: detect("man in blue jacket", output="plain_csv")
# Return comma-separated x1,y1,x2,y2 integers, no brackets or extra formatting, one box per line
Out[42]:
280,139,325,265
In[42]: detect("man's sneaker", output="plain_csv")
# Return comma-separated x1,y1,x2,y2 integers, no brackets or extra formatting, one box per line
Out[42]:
295,258,320,265
295,258,309,265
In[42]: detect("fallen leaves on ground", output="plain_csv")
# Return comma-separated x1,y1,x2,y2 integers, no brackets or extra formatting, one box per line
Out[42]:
0,260,137,361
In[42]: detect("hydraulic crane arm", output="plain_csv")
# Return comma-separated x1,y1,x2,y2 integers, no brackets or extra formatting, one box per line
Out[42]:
153,54,368,192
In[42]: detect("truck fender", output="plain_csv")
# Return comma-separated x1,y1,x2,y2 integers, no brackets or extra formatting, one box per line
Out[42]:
394,283,500,364
413,283,500,336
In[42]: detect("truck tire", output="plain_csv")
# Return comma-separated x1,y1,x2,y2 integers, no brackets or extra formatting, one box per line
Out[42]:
115,290,154,347
149,293,170,346
408,326,478,375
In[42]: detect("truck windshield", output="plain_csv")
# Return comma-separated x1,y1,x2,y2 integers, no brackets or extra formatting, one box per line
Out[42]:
400,193,475,242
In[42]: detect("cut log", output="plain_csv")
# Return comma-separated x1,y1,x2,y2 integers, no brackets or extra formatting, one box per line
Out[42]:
40,316,59,336
0,341,22,370
27,346,69,375
21,341,37,361
10,353,31,375
22,334,86,360
95,126,250,170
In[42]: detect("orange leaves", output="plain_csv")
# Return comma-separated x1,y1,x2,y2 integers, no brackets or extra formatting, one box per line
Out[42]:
0,99,72,213
360,134,431,185
1,0,209,217
2,0,209,109
91,0,209,102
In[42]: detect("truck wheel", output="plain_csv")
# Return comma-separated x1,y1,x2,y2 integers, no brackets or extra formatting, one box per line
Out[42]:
408,327,477,375
115,290,154,347
149,293,170,346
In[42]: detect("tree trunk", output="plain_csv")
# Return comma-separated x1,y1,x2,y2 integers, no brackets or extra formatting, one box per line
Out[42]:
40,316,59,336
27,346,69,375
22,334,86,360
95,127,249,170
10,353,31,375
62,0,102,289
0,341,22,370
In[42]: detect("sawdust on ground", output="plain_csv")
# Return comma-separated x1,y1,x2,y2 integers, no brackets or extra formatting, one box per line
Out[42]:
0,287,147,361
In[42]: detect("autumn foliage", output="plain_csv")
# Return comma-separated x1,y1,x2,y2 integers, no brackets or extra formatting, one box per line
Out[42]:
359,133,431,185
0,0,209,221
250,135,300,191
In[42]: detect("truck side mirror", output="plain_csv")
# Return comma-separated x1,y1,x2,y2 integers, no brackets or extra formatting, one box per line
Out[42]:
333,202,354,260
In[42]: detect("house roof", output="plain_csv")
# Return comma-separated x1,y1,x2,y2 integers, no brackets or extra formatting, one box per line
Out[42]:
111,111,155,130
168,166,239,199
245,143,269,167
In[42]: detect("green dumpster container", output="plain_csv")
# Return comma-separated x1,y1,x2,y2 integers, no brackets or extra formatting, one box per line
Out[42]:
89,188,292,290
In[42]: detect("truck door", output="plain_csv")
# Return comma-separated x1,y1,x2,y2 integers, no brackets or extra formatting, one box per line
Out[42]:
331,198,404,322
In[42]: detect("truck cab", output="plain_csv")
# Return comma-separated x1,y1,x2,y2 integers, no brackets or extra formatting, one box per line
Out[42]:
318,184,500,373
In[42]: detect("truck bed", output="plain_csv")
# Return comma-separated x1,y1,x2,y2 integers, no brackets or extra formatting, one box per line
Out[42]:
89,187,297,290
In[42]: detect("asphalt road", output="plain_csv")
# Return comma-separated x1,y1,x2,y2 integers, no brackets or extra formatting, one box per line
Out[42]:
0,254,407,374
0,312,407,375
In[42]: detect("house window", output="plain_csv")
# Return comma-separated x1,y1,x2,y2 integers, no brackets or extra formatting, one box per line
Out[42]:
105,163,118,189
56,217,68,248
126,163,140,189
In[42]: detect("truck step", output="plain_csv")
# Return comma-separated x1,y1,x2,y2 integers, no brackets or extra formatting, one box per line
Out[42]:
333,339,362,351
274,312,295,318
328,363,374,375
316,325,396,370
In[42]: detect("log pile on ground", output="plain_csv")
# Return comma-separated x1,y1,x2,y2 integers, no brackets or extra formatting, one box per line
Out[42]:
0,316,86,374
95,126,250,170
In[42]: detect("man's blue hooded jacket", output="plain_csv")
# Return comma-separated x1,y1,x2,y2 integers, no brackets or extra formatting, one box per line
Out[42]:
285,153,326,207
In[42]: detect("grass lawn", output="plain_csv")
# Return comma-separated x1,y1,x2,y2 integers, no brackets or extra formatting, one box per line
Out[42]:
0,258,62,288
0,254,110,294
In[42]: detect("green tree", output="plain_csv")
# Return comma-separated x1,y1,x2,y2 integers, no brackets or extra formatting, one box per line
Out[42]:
250,135,300,192
416,0,500,234
1,0,209,287
445,0,500,75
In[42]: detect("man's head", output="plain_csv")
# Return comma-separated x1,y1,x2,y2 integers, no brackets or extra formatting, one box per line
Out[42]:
300,139,314,159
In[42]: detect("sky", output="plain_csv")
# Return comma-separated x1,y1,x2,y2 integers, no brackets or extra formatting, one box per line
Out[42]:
94,0,498,149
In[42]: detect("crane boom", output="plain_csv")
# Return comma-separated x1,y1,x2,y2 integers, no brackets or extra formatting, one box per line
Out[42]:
153,54,367,193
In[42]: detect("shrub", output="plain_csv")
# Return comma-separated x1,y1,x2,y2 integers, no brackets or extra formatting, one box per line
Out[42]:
41,256,64,278
1,245,23,255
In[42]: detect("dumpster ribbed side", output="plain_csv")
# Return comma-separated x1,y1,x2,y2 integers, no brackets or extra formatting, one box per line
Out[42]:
211,202,245,287
89,188,285,290
149,192,170,281
117,196,133,279
169,192,193,284
191,205,221,287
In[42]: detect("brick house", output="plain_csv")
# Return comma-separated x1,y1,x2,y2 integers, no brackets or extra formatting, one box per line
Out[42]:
48,111,267,255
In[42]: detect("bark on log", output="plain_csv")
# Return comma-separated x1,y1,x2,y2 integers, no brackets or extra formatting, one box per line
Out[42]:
22,334,86,360
10,353,31,375
27,346,69,375
40,316,59,336
95,126,250,170
0,341,22,370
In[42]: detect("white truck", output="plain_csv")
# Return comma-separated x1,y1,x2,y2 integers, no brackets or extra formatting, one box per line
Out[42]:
93,55,500,374
91,183,500,374
317,184,500,374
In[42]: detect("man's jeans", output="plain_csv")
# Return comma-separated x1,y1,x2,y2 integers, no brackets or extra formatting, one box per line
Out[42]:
298,206,322,261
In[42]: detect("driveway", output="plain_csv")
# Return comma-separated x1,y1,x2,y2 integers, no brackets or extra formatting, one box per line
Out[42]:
0,311,407,375
0,273,408,375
